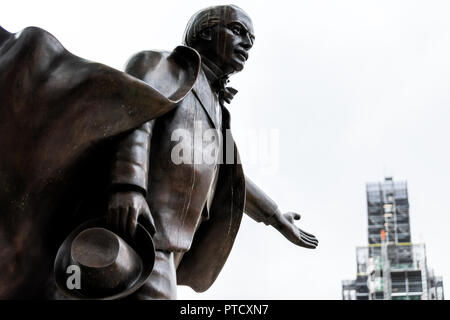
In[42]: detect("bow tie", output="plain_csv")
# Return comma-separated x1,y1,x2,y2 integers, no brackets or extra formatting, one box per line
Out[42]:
213,76,238,107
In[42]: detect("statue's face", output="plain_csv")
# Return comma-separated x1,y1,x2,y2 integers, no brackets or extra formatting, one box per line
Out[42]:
201,8,255,75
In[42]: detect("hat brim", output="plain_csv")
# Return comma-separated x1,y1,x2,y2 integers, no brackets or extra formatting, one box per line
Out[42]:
54,217,155,300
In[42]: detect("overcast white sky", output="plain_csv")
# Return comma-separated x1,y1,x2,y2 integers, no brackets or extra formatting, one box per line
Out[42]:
2,0,450,299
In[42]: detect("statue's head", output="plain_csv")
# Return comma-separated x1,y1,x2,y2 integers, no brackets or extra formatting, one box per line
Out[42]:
183,4,255,76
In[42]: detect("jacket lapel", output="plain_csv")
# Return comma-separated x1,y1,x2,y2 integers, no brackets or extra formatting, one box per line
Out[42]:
191,67,220,129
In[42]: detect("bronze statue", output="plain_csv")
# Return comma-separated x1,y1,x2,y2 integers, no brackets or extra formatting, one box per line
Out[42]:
0,4,318,300
105,4,318,300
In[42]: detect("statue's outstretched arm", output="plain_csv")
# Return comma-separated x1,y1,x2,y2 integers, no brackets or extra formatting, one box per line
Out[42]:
244,176,279,224
244,176,319,249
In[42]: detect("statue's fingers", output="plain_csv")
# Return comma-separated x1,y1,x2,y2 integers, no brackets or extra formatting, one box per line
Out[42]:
299,228,316,239
300,236,318,249
299,229,318,244
107,208,117,228
114,208,122,233
119,207,129,237
299,240,316,249
299,229,317,240
127,207,138,239
306,237,319,246
299,233,317,246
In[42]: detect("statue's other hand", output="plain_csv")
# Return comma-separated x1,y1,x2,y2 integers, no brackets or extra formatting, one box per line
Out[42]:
272,212,318,249
107,191,156,239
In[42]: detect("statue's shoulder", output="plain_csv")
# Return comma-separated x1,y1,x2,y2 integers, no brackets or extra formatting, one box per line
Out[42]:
125,50,168,79
2,26,118,89
12,26,65,56
125,46,200,81
0,26,75,91
125,46,201,98
1,26,92,78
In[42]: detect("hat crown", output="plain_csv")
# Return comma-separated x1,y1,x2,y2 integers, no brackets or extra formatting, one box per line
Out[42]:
72,228,120,268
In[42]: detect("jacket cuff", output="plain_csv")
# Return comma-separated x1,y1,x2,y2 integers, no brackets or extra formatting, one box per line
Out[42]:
110,161,148,196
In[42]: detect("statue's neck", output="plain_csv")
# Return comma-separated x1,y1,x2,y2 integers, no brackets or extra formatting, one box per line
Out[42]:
0,26,11,47
201,55,229,91
201,56,224,78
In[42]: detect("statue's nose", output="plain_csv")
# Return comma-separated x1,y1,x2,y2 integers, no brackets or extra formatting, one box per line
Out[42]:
241,33,253,50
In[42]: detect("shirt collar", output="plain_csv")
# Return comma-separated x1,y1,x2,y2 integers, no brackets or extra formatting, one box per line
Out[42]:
201,55,229,93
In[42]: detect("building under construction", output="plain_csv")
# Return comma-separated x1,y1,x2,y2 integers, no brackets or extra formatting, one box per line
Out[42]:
342,177,444,300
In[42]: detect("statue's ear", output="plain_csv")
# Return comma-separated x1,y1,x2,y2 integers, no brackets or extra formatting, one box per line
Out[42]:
199,28,213,41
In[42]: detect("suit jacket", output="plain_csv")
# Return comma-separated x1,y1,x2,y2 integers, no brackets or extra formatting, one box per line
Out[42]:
111,49,246,292
0,26,199,298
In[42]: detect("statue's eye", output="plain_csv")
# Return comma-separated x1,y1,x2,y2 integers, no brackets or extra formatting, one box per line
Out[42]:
231,25,241,35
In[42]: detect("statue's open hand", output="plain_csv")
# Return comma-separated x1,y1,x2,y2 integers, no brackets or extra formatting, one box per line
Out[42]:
272,212,318,249
107,191,156,239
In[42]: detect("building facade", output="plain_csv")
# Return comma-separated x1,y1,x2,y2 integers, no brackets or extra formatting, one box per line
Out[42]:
342,177,444,300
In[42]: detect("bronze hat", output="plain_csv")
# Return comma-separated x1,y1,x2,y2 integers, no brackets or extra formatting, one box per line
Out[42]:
54,217,155,300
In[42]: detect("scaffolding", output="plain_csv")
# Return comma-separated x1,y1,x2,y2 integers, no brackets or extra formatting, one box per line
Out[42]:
342,177,444,300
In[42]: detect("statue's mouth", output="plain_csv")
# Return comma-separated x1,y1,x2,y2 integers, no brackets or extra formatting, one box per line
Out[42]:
234,49,248,62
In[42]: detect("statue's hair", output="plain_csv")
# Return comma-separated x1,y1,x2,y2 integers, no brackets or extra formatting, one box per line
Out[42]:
183,4,246,47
